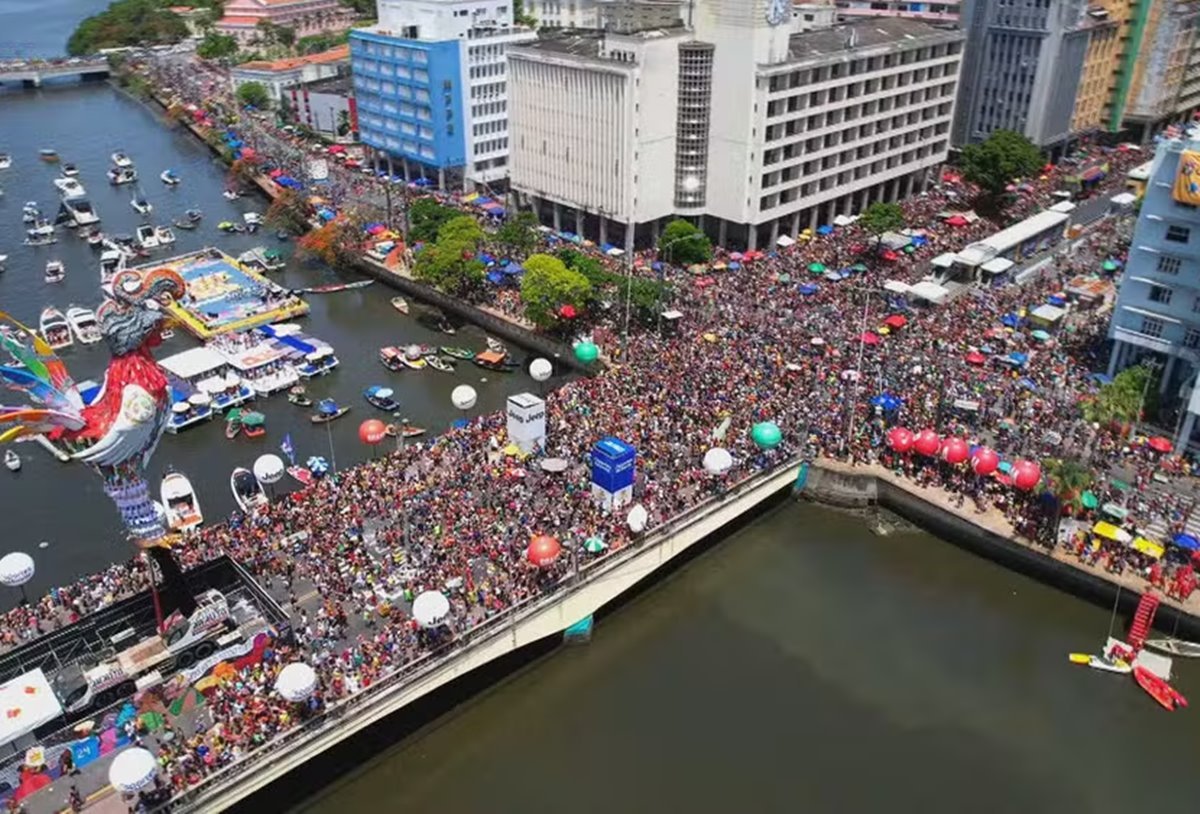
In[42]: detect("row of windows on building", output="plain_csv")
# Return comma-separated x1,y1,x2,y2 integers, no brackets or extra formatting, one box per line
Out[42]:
473,118,507,137
353,40,430,64
765,42,962,94
468,61,506,80
354,75,434,104
472,99,507,118
365,130,440,162
764,102,954,167
766,61,956,117
468,43,508,63
353,59,431,85
474,136,508,156
1139,314,1200,349
766,83,955,142
763,121,949,189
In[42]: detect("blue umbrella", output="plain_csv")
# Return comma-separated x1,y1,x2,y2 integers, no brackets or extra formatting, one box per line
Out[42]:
486,271,504,285
452,418,469,429
1018,377,1038,391
1000,313,1020,328
817,225,834,235
317,398,339,416
1172,533,1200,551
728,261,742,270
1048,295,1066,306
307,456,330,477
798,283,819,295
870,393,902,412
1008,352,1028,366
651,261,664,271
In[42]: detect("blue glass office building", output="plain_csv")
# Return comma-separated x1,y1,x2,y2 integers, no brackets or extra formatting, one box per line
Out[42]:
350,29,466,180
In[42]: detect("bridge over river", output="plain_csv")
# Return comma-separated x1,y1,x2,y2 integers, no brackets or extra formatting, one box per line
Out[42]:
0,57,109,86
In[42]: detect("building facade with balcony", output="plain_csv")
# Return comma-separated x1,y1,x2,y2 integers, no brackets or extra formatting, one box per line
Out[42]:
350,0,535,189
1108,132,1200,451
216,0,356,44
508,9,961,252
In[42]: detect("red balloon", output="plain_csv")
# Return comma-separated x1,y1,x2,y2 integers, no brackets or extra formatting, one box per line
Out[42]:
1012,459,1042,491
971,447,1000,476
358,419,387,445
527,534,562,568
913,429,941,457
940,437,969,465
887,427,914,453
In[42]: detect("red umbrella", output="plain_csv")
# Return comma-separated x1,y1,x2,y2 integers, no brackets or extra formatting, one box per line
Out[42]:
887,427,914,453
881,250,899,262
559,304,577,319
913,429,941,457
965,351,986,366
527,534,562,567
1147,436,1173,454
859,331,882,346
1011,459,1042,491
946,215,968,227
940,437,969,465
884,314,907,329
269,168,284,178
327,144,347,154
971,446,1000,476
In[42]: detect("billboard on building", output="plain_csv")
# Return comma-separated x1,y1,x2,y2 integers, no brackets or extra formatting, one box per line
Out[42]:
1173,150,1200,205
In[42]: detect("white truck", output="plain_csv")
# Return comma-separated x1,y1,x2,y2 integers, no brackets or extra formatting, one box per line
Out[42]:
49,589,254,713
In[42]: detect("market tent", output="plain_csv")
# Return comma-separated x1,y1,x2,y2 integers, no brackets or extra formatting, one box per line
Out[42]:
776,234,796,248
883,280,910,295
1131,537,1165,559
980,257,1015,276
1092,521,1132,544
879,231,910,250
909,281,949,304
1030,304,1066,324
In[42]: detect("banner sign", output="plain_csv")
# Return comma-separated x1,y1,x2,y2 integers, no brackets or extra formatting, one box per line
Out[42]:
1173,150,1200,205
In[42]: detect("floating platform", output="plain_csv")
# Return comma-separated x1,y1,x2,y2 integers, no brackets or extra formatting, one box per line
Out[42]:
147,248,309,340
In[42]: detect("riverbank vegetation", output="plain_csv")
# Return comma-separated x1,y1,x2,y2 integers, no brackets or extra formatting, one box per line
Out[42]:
68,0,222,55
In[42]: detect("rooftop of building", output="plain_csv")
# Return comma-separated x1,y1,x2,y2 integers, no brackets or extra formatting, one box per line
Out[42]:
234,44,350,73
511,26,689,59
303,74,353,96
785,17,963,62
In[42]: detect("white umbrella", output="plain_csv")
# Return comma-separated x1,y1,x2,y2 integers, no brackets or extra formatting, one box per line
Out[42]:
627,504,649,533
451,384,477,411
171,402,190,414
702,447,733,475
274,662,318,702
188,392,211,406
253,454,285,485
405,344,422,360
411,590,451,628
108,747,157,793
540,457,568,473
223,372,241,388
529,357,552,382
0,552,34,587
375,387,394,399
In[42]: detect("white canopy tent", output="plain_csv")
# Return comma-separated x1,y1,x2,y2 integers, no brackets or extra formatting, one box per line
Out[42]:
931,253,957,270
980,257,1015,275
775,235,796,248
883,280,911,295
909,281,949,305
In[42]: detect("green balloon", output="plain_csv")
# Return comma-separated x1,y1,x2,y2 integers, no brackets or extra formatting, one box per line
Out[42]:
575,341,600,364
751,421,782,449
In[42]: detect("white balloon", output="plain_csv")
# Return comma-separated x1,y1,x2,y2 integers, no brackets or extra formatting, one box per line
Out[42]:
253,453,285,485
702,447,733,475
275,662,318,702
108,747,157,793
451,384,477,411
529,357,553,382
0,552,34,587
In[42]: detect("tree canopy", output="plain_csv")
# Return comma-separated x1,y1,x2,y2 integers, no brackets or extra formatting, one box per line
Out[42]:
657,219,711,265
412,215,486,295
408,198,459,243
495,211,540,257
236,81,272,110
1083,363,1158,428
436,215,485,247
858,202,905,237
196,32,238,60
297,216,363,269
960,130,1044,198
265,189,312,236
68,0,190,55
520,254,593,328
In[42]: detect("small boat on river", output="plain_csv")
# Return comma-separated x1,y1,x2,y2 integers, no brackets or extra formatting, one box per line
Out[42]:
4,450,20,472
1133,666,1188,711
311,398,349,424
44,260,65,284
440,346,474,361
287,385,313,407
391,296,409,315
1144,638,1200,658
160,169,180,186
111,151,133,168
161,471,203,531
225,410,242,440
303,279,373,294
287,466,314,487
231,467,268,513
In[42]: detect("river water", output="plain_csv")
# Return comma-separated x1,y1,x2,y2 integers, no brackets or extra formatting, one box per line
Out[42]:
0,72,546,595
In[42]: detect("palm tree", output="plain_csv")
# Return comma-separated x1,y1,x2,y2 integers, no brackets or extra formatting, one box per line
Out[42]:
1044,457,1093,512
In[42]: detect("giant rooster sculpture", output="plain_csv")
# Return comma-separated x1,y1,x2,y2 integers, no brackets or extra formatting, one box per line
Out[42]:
0,266,197,619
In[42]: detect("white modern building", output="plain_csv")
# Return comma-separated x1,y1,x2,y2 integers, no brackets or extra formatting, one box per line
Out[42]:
350,0,536,188
534,0,683,30
508,5,962,251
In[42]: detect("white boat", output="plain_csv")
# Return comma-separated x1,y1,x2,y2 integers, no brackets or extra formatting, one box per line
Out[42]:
100,246,129,285
65,305,101,344
4,450,19,472
486,337,507,354
61,198,99,226
1144,638,1200,658
160,169,180,186
231,467,268,513
22,202,39,223
111,151,133,168
44,260,65,284
161,471,203,531
154,225,176,246
130,191,152,217
107,166,137,185
27,219,54,238
60,163,79,178
243,212,262,232
39,306,72,350
222,189,241,201
237,246,285,273
53,177,86,199
134,224,160,250
0,254,7,270
0,154,11,170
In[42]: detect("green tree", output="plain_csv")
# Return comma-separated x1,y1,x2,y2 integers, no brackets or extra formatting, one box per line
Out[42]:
408,198,458,243
236,81,272,110
1083,363,1158,428
265,189,312,236
197,32,239,59
960,129,1044,198
495,211,540,257
513,0,537,25
657,219,711,265
437,215,485,247
67,0,190,55
858,201,905,238
1042,458,1093,511
276,25,297,48
413,240,485,296
520,254,593,329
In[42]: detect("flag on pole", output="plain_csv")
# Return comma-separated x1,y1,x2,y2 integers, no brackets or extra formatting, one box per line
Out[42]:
281,433,295,465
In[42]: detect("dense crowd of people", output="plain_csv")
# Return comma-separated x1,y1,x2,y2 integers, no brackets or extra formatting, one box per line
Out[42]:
4,52,1198,809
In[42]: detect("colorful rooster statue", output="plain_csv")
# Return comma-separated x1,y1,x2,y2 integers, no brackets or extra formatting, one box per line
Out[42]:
0,266,197,618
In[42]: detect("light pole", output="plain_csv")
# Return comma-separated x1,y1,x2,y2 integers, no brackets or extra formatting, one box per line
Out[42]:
1132,357,1164,439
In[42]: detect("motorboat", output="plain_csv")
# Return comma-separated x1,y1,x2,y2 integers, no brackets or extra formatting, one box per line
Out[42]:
111,151,133,168
379,346,405,372
237,247,286,273
185,208,202,222
99,249,124,285
486,337,507,355
60,163,79,178
243,212,262,233
39,306,72,350
1067,652,1131,674
65,305,100,344
44,260,65,283
391,424,426,439
297,347,339,378
38,149,59,162
154,225,176,246
287,466,314,487
107,166,137,185
230,467,268,513
86,229,104,246
1133,666,1188,711
0,254,7,271
22,202,39,223
440,346,475,361
131,190,152,217
4,450,19,472
473,350,512,372
287,385,313,407
302,280,373,294
391,296,409,315
401,347,426,370
24,232,57,247
1144,638,1200,658
425,355,454,373
161,471,203,531
53,177,86,199
241,411,266,438
363,385,399,412
311,398,350,424
0,154,11,170
134,224,160,250
217,221,245,233
60,198,99,227
160,169,180,186
173,218,198,231
223,189,241,201
225,409,242,439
